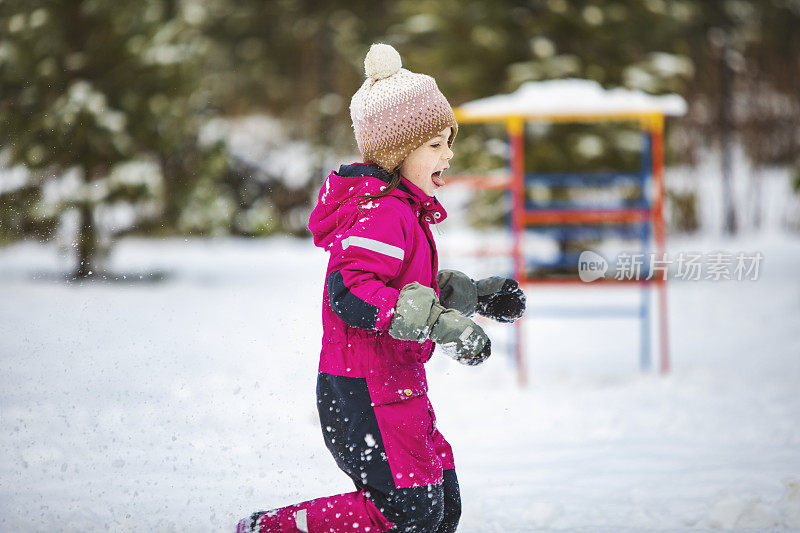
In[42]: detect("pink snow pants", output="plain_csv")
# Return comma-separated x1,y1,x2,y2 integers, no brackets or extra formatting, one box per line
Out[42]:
236,373,461,532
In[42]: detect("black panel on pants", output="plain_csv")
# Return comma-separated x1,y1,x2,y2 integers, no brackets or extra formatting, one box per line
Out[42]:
367,469,460,532
316,372,394,492
437,469,461,533
316,373,461,532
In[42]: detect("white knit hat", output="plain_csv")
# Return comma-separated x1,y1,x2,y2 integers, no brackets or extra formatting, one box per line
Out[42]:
350,43,458,172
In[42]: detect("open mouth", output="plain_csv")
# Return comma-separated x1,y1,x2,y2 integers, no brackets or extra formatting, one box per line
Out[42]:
431,169,446,187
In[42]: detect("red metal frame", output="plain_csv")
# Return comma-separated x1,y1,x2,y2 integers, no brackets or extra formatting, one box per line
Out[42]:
509,118,527,385
446,113,672,384
520,208,650,226
444,174,511,190
651,119,671,374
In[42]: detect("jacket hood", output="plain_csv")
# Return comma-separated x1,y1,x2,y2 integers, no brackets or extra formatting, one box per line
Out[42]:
308,163,447,251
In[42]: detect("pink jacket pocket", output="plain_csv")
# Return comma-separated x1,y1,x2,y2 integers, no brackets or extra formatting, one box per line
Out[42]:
366,363,428,406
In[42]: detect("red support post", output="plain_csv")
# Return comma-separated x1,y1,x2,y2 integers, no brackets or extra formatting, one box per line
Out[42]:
651,116,671,374
508,117,527,386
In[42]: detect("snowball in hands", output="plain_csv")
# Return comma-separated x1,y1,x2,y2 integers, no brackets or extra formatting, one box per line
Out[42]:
389,282,491,366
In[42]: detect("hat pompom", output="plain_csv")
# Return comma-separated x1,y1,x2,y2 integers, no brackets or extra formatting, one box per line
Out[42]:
364,43,402,80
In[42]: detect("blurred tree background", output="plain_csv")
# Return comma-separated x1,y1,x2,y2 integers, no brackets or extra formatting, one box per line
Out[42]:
1,0,799,277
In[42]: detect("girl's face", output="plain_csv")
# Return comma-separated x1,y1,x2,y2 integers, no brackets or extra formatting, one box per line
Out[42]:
399,127,454,197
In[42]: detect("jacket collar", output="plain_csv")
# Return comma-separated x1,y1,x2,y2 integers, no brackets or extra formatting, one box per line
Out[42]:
337,163,447,224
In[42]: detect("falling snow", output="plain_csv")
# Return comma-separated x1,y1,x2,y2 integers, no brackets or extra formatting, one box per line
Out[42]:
0,232,798,531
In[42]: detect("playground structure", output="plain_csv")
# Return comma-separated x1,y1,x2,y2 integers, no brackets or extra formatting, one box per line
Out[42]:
450,79,687,385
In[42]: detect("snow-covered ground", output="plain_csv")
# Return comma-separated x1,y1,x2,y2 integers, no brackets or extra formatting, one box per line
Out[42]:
1,230,799,532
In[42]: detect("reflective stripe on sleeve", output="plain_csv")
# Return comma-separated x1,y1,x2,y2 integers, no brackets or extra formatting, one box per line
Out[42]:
295,509,308,532
341,236,404,261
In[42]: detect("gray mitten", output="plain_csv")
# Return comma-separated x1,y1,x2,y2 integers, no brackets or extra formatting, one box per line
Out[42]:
428,307,491,366
389,282,491,366
389,282,440,342
475,277,526,323
437,270,526,323
436,269,478,316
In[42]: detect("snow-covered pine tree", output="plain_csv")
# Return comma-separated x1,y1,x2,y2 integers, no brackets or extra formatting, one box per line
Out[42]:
0,0,208,277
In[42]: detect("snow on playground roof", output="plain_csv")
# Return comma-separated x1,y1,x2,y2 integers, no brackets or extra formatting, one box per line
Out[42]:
456,78,687,121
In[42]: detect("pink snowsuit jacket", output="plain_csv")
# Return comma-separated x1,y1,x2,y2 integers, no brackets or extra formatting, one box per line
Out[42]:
309,162,446,401
308,162,455,490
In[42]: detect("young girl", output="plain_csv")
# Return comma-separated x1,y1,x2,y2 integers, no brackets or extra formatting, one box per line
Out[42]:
237,43,525,533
